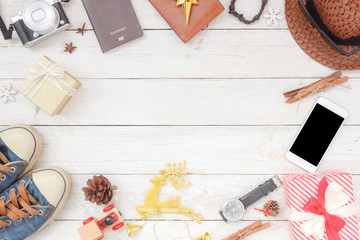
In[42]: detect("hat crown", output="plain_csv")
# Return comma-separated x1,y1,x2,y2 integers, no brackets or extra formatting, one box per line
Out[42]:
313,0,360,39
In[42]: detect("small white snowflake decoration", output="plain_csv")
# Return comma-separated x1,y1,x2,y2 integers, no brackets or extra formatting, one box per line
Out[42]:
0,84,17,103
264,7,283,27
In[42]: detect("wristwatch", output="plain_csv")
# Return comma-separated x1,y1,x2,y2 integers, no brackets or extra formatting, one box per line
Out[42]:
219,176,281,222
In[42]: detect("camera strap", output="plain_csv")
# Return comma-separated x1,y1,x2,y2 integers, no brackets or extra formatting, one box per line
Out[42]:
0,16,13,40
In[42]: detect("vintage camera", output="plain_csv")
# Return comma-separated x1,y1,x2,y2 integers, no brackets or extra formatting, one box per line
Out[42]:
10,0,70,47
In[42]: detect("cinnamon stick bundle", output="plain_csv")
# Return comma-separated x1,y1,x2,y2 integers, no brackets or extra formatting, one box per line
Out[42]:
223,220,271,240
283,71,349,103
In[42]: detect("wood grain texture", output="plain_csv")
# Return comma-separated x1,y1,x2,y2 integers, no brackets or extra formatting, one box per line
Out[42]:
27,220,291,240
1,30,360,79
0,78,358,125
21,126,360,174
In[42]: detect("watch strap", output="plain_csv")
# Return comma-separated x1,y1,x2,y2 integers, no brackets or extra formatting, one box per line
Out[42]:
219,211,228,222
239,177,279,209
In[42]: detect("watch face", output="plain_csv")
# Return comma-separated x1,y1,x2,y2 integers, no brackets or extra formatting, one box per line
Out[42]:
222,199,245,222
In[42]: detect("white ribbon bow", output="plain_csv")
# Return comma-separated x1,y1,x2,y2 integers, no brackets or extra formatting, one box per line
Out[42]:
283,181,360,239
24,61,77,99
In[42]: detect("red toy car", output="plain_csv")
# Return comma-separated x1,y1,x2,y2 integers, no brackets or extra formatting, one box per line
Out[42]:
78,204,124,240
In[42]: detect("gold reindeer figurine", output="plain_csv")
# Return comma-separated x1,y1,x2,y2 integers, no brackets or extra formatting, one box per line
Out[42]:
136,161,204,223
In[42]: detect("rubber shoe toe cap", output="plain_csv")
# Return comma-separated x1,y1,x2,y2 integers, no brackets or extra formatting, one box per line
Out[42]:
32,167,71,207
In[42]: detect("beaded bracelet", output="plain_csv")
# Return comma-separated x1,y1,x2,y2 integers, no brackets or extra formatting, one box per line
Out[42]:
229,0,268,24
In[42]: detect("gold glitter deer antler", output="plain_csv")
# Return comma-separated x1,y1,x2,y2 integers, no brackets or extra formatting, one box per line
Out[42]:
159,161,190,189
176,0,198,25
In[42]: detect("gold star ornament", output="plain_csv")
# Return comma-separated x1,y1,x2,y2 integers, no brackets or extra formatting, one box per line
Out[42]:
195,232,211,240
176,0,197,25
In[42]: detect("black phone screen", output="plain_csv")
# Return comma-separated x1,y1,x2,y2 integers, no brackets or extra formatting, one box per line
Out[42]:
290,104,344,166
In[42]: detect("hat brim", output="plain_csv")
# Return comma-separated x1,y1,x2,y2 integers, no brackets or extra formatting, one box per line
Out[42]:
285,0,360,70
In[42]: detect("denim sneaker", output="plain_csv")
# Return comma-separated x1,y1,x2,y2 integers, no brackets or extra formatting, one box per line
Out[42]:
0,125,42,193
0,167,72,240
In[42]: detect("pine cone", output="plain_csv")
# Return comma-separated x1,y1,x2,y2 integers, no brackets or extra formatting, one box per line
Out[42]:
82,175,117,205
263,200,280,217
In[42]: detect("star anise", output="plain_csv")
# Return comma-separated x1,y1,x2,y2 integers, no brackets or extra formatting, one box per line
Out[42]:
64,42,77,54
76,23,87,36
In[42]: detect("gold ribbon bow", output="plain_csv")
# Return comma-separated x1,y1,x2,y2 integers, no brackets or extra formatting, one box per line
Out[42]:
24,60,77,99
176,0,198,25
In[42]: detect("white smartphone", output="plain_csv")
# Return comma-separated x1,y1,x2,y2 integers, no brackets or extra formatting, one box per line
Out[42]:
286,97,348,172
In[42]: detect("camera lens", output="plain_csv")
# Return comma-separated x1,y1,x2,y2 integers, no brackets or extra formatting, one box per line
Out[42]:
23,0,60,35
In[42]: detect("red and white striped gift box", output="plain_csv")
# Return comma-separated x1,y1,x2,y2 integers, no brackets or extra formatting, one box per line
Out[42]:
283,172,359,240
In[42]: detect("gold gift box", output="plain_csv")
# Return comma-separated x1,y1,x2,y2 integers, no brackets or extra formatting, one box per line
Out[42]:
18,56,81,116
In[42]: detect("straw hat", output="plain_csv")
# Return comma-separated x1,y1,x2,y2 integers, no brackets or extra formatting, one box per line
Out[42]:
285,0,360,70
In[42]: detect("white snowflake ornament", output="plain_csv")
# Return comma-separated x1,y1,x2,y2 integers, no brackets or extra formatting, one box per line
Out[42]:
0,84,17,103
264,7,283,27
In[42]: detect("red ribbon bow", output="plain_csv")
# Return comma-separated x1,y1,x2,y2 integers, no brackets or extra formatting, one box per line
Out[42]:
303,178,346,240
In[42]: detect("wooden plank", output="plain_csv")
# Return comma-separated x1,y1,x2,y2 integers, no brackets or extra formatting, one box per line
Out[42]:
18,126,360,174
57,174,360,221
28,220,290,240
27,174,360,239
1,31,360,79
0,79,357,125
2,0,287,30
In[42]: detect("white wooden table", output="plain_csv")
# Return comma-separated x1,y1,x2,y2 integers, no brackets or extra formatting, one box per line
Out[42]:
1,0,360,239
